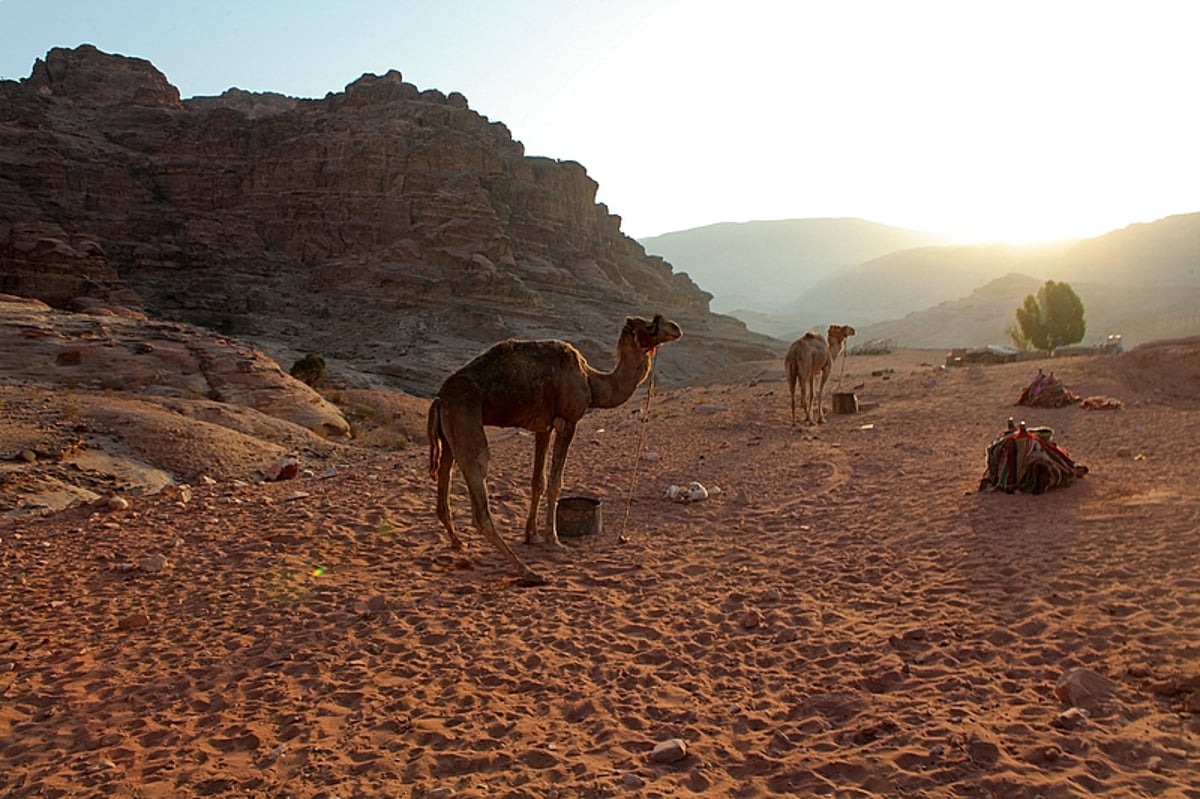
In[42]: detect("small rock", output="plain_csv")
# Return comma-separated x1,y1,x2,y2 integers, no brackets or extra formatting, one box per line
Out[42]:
1054,667,1116,709
1052,706,1090,730
103,495,130,512
642,451,659,463
138,553,168,573
649,738,687,764
117,612,151,630
739,608,764,629
18,449,37,463
163,484,193,504
269,456,301,481
620,773,645,789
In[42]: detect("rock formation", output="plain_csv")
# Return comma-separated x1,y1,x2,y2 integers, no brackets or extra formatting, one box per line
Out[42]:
1,45,778,395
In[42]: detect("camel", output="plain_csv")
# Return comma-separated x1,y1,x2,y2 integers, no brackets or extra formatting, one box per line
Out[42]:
785,324,855,426
427,314,683,585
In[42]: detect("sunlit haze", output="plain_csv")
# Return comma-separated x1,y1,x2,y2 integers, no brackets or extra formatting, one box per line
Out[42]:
3,0,1197,244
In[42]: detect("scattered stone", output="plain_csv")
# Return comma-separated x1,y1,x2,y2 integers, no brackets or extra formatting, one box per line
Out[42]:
664,482,708,503
117,611,151,630
1126,661,1154,679
1054,667,1116,709
102,495,130,512
269,456,301,481
138,553,168,573
1052,706,1090,730
967,737,1001,766
162,484,193,504
642,451,659,463
649,738,687,764
694,403,727,414
620,773,645,789
738,608,764,630
18,449,36,463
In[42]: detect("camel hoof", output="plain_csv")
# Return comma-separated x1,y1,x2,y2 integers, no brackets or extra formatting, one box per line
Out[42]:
544,538,570,552
518,571,548,587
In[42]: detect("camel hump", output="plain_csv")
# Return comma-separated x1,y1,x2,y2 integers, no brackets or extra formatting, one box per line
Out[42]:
803,331,821,340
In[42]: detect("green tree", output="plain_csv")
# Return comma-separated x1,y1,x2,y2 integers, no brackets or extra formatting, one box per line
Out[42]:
1013,280,1086,354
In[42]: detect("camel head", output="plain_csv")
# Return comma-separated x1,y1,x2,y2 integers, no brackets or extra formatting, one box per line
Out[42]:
827,324,856,350
624,314,683,355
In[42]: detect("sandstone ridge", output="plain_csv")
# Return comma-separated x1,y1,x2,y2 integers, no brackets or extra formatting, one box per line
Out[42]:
1,45,778,396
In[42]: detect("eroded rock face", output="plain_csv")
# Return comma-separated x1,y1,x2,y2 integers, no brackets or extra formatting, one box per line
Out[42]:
1,45,777,395
0,294,349,437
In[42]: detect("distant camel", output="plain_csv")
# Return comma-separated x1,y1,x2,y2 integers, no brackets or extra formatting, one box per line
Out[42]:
785,324,855,426
427,314,683,585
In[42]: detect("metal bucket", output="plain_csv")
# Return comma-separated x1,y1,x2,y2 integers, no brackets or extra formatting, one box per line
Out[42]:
556,496,602,537
832,391,859,414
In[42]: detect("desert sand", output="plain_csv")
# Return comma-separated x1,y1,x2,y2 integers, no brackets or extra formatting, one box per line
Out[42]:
2,344,1198,798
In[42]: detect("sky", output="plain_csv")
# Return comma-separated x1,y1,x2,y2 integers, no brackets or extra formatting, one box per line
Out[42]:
3,0,1198,244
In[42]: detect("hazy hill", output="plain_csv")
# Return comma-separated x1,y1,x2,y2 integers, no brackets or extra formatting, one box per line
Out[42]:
857,272,1200,350
649,212,1198,347
638,219,949,314
846,214,1200,348
770,242,1075,340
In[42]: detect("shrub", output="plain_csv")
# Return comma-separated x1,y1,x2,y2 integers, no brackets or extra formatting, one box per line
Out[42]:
290,352,326,387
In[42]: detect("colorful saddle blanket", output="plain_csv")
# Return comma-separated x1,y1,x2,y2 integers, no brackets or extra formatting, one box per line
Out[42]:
980,426,1088,494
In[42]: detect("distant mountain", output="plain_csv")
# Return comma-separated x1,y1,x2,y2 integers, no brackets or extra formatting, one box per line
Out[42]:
845,213,1200,348
647,212,1199,348
1051,213,1200,287
857,272,1200,350
768,242,1075,340
638,219,950,314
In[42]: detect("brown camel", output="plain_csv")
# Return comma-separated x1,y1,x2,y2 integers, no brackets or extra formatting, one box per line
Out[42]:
427,314,683,585
785,324,855,426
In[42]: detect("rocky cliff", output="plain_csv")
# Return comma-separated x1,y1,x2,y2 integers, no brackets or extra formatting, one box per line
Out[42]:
1,45,778,395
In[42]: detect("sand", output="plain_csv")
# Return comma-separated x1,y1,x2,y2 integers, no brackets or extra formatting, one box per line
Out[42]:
2,348,1198,798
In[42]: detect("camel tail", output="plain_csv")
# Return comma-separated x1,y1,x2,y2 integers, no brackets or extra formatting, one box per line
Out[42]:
427,398,444,480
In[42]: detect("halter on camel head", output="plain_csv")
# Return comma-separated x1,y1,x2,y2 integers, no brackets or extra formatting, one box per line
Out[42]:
626,314,672,355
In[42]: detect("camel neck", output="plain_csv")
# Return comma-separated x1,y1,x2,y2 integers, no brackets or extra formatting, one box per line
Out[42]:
587,340,651,408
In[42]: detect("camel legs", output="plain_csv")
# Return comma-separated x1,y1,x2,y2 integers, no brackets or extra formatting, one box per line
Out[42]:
787,369,798,426
433,446,465,550
439,405,545,586
815,366,831,424
540,422,577,550
801,375,816,426
524,431,551,544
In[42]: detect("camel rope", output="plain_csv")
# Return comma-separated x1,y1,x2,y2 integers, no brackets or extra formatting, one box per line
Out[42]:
618,354,656,542
833,342,849,391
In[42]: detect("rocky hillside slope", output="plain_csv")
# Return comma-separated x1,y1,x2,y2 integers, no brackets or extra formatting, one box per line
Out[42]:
0,45,779,396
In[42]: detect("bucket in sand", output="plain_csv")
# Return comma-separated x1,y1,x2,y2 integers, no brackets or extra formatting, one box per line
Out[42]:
832,391,859,414
556,496,602,537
